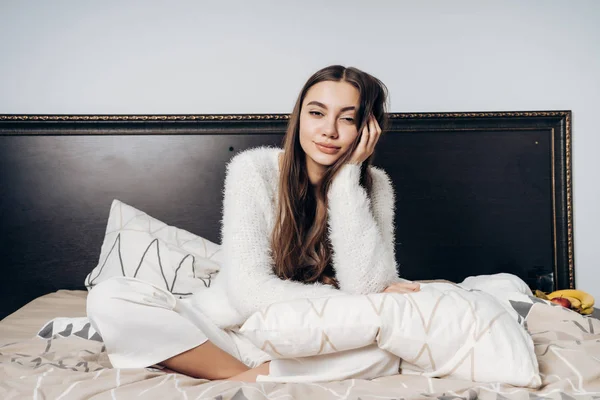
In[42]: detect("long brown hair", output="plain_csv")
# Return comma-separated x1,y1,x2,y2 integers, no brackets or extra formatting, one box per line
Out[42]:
271,65,389,288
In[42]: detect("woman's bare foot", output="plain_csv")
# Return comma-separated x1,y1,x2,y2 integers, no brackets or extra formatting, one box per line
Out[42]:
225,362,271,382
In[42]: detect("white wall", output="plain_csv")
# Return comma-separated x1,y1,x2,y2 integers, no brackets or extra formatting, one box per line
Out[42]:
1,0,598,298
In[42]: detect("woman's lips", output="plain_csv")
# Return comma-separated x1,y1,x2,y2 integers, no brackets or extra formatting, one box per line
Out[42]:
315,142,341,155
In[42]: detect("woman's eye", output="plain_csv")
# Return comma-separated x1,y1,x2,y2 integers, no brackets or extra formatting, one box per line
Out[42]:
309,111,323,117
341,117,355,123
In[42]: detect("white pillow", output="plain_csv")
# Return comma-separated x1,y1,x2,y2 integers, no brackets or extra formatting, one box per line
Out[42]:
459,272,534,297
239,282,541,388
85,199,221,297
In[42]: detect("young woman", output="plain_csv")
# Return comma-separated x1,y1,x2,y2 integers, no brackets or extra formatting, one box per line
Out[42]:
87,65,419,383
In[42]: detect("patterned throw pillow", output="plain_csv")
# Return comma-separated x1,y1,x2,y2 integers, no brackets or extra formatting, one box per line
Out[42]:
85,199,221,297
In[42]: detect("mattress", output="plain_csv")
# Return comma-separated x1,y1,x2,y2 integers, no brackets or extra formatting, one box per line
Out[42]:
1,290,599,399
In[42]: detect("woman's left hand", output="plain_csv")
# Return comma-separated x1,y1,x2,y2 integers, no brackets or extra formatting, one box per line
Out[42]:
349,115,382,165
383,281,421,294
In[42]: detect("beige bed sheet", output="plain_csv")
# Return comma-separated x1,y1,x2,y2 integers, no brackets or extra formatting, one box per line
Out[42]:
0,290,88,345
1,290,600,400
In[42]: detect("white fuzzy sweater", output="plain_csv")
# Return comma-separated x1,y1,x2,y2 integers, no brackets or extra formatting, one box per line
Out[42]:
191,147,401,328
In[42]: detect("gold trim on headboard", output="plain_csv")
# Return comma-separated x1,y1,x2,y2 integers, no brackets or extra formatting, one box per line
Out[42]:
0,114,291,121
387,111,570,118
565,111,574,288
0,110,569,121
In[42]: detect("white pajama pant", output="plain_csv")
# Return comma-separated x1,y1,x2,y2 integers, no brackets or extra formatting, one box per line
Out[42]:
86,277,400,382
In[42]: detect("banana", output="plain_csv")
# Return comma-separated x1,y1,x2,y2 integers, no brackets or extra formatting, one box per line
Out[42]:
580,307,594,315
534,290,549,300
547,289,595,309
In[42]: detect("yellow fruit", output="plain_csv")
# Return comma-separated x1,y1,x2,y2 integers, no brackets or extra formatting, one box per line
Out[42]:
580,307,594,315
562,296,582,310
534,290,549,300
547,289,595,309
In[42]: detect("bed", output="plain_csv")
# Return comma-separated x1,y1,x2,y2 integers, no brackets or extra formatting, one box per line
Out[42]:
1,111,598,399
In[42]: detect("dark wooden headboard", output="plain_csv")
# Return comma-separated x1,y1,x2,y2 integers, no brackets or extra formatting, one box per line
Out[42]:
0,112,573,319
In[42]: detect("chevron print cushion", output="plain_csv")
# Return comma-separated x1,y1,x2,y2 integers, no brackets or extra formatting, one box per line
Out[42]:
240,281,541,388
84,199,221,297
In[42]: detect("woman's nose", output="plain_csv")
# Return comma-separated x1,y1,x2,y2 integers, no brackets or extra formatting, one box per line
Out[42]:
322,117,338,138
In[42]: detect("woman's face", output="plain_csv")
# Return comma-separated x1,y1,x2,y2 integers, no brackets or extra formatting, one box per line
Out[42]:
299,80,360,181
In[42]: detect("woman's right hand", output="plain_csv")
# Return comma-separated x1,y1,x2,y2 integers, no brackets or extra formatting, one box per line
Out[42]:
383,281,421,294
348,115,382,165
